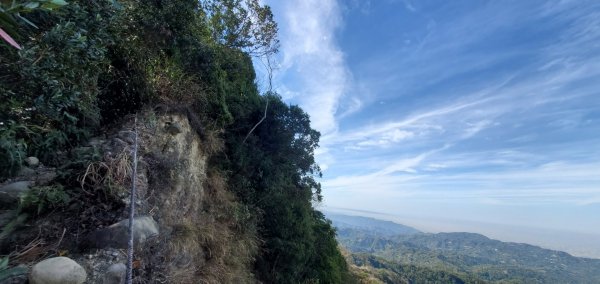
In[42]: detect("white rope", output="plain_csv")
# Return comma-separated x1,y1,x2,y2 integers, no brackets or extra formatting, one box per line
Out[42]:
126,115,138,284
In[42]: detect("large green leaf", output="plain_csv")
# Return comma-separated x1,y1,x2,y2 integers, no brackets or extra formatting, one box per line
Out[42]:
23,2,40,10
40,0,68,10
16,13,38,28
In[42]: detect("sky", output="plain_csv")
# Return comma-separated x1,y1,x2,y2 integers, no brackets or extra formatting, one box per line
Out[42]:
257,0,600,257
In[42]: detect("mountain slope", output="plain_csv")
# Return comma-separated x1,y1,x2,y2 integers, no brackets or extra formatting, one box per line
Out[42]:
332,214,600,283
326,212,421,236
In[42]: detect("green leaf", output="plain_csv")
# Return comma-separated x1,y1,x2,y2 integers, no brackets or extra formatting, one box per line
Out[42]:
64,112,77,122
23,2,40,9
15,13,37,28
40,0,68,10
49,0,68,5
0,257,8,270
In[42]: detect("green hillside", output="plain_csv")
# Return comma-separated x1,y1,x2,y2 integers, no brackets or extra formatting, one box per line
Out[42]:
335,215,600,283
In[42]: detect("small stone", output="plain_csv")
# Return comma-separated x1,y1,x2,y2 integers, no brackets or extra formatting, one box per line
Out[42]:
29,257,87,284
103,263,126,284
85,216,159,249
0,181,32,208
25,156,39,167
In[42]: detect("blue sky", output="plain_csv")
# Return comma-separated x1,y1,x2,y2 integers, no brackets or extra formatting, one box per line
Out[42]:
258,0,600,256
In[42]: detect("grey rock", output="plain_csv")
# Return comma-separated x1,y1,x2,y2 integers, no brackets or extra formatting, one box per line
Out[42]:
0,181,32,208
165,122,182,135
86,216,159,249
118,131,136,144
18,166,36,178
25,156,39,167
29,257,87,284
35,170,57,186
87,137,106,147
103,263,126,284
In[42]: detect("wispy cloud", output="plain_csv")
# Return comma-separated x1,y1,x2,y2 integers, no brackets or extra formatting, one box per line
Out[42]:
269,0,349,136
325,159,600,206
402,0,416,13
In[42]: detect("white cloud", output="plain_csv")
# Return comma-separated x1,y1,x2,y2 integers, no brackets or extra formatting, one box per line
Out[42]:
325,158,600,206
403,0,416,12
273,0,349,136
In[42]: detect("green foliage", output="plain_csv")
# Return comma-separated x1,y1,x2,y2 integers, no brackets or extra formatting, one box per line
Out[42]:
201,0,279,55
0,213,27,241
0,121,30,177
0,0,118,178
20,184,70,214
0,256,27,282
217,91,347,282
349,254,484,284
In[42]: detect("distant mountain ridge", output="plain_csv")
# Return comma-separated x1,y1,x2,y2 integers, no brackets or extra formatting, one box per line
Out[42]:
325,212,421,236
328,213,600,283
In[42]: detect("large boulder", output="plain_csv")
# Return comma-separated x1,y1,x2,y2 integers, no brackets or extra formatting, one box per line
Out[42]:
86,216,159,249
0,181,31,209
29,257,87,284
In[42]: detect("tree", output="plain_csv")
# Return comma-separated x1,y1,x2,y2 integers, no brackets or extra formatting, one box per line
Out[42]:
200,0,279,56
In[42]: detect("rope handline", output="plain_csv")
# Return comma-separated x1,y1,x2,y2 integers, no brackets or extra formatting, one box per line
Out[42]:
126,115,138,284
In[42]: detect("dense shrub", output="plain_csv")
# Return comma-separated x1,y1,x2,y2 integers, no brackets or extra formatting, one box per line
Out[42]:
0,0,118,174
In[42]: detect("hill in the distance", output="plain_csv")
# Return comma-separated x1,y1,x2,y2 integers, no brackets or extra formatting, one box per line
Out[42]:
329,213,600,283
325,212,421,236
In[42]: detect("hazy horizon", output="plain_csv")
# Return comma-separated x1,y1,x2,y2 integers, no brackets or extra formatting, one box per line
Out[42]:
323,207,600,259
258,0,600,260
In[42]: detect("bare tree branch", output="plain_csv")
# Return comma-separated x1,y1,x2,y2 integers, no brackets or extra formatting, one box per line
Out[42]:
243,55,274,143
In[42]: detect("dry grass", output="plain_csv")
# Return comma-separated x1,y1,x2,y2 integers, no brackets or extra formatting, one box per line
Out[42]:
79,149,133,198
158,171,258,284
201,129,225,156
